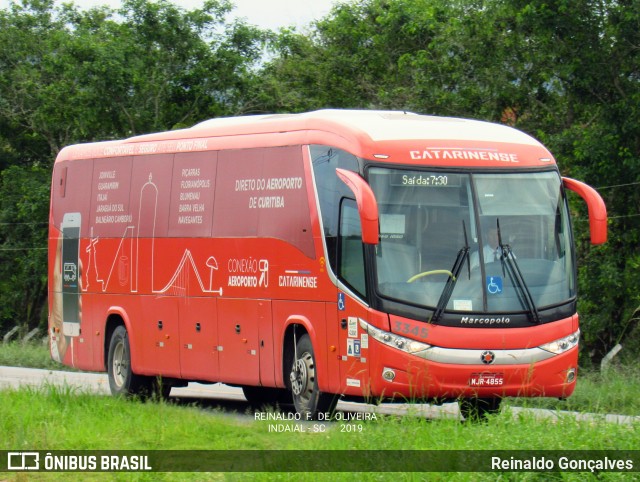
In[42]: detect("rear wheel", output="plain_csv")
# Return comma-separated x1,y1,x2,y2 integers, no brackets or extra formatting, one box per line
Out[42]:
107,325,165,399
289,334,337,419
459,397,502,422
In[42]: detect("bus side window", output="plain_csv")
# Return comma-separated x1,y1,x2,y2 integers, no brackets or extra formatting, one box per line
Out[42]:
338,199,366,297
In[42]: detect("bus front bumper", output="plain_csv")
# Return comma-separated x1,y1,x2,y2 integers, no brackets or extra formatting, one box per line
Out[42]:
359,319,579,400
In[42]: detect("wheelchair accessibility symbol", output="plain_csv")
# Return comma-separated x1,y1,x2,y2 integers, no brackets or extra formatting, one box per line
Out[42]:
486,276,503,295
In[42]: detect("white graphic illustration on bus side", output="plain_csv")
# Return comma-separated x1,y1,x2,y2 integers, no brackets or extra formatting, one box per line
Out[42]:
80,171,224,297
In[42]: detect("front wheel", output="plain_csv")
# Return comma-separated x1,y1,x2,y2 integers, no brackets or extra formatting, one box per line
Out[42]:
289,334,337,419
459,397,502,422
242,386,290,409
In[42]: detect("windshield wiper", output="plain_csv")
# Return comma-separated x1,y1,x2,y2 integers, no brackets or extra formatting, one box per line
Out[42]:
432,221,470,322
496,220,541,324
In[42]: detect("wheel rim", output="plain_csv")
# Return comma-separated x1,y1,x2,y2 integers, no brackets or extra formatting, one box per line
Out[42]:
112,339,127,388
290,352,314,400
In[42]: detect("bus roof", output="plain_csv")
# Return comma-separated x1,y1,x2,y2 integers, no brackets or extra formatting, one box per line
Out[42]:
56,110,553,166
145,110,541,145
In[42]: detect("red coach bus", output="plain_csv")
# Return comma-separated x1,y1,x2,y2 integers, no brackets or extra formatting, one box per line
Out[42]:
48,110,607,419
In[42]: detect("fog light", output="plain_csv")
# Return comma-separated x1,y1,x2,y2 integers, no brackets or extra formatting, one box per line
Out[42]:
566,368,576,383
382,368,396,382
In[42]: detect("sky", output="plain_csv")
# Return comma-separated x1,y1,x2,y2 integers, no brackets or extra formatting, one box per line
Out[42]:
0,0,343,31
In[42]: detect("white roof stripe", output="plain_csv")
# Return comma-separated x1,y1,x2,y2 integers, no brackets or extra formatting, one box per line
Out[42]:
192,109,541,146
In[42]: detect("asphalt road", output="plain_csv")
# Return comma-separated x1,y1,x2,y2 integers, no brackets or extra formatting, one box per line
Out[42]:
1,365,638,425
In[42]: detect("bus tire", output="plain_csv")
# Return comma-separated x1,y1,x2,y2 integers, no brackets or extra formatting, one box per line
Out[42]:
147,376,173,401
242,386,290,408
289,334,337,419
107,325,148,398
459,397,502,422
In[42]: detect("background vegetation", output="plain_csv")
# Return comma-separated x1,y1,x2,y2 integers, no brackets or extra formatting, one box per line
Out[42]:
1,0,639,366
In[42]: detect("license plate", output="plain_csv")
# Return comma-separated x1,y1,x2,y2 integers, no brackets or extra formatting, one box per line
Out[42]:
469,373,504,387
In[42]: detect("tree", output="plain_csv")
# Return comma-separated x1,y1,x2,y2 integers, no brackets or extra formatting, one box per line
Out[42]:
0,0,267,333
0,0,268,158
255,0,640,362
0,165,49,332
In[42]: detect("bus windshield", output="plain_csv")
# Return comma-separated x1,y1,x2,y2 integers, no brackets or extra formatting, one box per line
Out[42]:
369,167,575,317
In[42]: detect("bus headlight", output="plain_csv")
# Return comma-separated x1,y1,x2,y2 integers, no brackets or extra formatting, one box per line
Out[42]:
359,319,431,354
539,329,580,354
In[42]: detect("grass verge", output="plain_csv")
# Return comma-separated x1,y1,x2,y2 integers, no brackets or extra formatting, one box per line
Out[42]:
510,364,640,416
0,340,68,371
0,384,638,481
2,341,639,415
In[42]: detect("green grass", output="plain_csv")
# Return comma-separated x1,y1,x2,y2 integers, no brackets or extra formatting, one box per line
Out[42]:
510,365,640,416
1,342,638,481
0,385,638,481
2,341,639,415
0,340,66,371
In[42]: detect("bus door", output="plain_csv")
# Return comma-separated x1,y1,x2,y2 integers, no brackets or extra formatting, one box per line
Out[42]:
335,198,372,397
335,291,372,397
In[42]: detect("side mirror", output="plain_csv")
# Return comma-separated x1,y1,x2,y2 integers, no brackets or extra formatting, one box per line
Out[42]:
336,168,379,245
562,177,607,245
